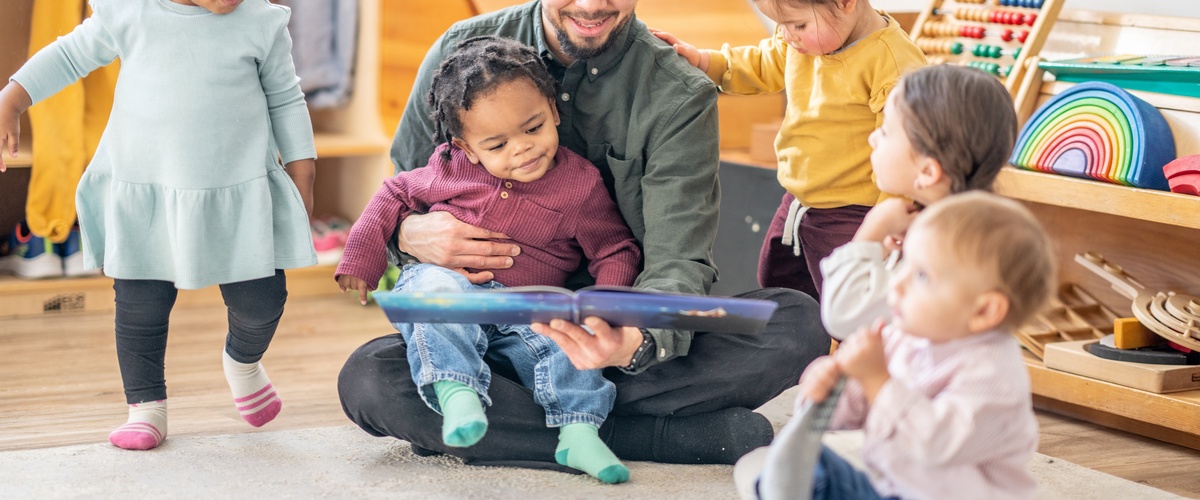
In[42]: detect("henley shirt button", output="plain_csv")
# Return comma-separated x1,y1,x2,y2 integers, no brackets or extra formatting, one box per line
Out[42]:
500,191,509,199
590,68,598,75
561,92,570,101
504,181,513,188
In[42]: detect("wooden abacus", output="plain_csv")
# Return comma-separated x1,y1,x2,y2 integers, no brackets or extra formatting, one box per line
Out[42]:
909,0,1064,93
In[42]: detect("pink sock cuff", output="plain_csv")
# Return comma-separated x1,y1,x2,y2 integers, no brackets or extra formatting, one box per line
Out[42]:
234,383,274,403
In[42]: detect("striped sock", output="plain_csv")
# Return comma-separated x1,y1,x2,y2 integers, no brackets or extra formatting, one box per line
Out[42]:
109,400,167,450
222,350,282,427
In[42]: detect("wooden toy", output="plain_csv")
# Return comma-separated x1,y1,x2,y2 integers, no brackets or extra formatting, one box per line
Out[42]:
1114,317,1161,349
1037,56,1200,98
1009,81,1175,190
1014,283,1114,359
1075,252,1200,352
910,0,1064,92
920,21,1030,43
1089,334,1199,365
1044,339,1200,393
1162,155,1200,196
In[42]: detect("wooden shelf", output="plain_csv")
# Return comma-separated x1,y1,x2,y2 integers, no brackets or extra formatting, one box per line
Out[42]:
0,263,341,319
719,148,777,170
2,143,32,169
994,167,1200,230
1026,353,1200,450
313,132,389,158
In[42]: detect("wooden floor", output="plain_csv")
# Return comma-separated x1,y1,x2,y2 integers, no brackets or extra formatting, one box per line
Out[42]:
1,294,1198,498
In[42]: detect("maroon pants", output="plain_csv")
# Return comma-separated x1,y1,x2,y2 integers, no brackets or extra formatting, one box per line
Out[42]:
757,193,871,302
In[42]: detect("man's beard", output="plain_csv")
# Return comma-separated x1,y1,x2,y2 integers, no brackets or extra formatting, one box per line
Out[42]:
551,13,630,61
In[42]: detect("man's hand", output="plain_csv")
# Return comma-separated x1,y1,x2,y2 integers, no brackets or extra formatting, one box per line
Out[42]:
337,274,373,305
531,317,644,370
648,28,710,72
397,211,520,284
852,198,919,251
834,320,891,403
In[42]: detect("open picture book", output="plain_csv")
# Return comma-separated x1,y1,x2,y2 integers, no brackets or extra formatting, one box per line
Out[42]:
372,286,779,334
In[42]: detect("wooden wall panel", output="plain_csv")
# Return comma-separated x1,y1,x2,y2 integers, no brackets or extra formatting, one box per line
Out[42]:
431,1,787,149
378,0,477,136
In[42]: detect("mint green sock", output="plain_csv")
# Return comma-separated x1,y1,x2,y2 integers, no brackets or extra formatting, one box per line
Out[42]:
555,423,630,484
431,380,487,448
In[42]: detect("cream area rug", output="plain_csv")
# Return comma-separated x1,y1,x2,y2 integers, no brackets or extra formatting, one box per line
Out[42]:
0,424,1182,499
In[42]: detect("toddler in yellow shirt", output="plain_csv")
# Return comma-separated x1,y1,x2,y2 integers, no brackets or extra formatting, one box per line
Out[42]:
654,0,926,300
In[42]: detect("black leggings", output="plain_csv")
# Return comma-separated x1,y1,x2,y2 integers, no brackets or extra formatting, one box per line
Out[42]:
337,287,831,469
113,270,288,404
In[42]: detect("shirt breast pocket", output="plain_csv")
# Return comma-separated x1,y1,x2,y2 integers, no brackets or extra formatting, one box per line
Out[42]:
503,198,564,248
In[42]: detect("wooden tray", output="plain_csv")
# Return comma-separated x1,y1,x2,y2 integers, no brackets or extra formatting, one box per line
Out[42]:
1015,283,1115,358
1044,339,1200,393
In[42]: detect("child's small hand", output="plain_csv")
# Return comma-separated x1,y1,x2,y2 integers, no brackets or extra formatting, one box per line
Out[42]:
853,198,919,248
798,355,841,403
834,320,890,402
336,274,373,305
0,82,32,173
648,28,709,72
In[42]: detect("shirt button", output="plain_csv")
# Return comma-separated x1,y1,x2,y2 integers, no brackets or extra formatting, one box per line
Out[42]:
504,181,513,188
561,92,570,101
590,68,598,75
500,191,509,199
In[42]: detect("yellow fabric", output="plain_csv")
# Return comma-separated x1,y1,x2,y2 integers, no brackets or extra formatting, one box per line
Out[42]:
25,0,118,242
705,13,926,209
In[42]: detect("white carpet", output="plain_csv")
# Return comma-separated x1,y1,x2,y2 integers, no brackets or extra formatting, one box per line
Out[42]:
0,424,1182,499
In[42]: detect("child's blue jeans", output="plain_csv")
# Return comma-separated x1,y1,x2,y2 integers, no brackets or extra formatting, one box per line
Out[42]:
811,446,896,500
393,263,615,428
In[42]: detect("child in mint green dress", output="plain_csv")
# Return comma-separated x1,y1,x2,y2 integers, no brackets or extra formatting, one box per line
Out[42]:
0,0,317,450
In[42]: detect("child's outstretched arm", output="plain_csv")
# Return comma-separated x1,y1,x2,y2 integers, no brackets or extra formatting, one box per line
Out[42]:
284,158,315,217
0,82,32,173
648,29,709,72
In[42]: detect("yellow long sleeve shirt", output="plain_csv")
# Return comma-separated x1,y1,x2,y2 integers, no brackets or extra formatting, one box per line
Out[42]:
705,13,926,208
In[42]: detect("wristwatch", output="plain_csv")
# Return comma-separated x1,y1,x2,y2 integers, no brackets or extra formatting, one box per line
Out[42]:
621,328,657,372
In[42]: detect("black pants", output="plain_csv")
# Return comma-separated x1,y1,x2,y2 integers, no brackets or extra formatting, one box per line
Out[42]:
113,270,288,404
337,287,830,470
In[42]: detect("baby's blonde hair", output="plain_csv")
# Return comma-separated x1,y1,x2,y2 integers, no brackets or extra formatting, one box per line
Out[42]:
914,192,1056,331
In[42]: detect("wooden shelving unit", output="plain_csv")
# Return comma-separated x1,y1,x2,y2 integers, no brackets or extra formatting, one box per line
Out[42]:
1001,9,1200,451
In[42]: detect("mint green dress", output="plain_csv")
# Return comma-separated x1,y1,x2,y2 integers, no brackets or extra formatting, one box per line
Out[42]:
12,0,317,289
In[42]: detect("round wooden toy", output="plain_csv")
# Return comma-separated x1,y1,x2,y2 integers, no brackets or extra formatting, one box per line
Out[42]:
1076,252,1200,352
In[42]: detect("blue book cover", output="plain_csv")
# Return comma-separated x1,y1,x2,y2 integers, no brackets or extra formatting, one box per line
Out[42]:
373,286,779,334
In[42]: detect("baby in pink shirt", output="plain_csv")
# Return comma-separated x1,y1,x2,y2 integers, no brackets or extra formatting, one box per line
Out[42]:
765,192,1056,500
